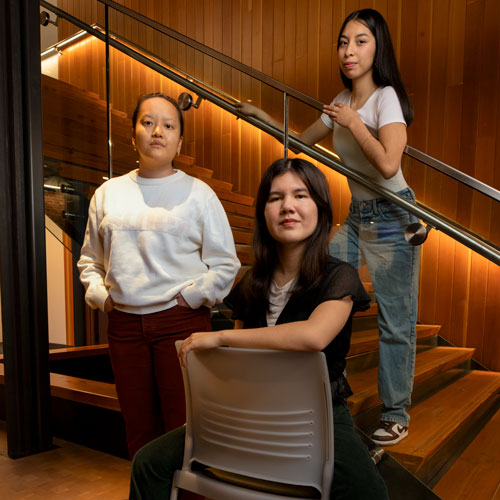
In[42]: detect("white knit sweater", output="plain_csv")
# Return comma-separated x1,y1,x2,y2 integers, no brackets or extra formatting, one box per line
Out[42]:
78,169,240,315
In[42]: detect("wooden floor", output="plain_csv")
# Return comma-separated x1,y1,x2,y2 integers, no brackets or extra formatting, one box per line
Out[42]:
0,421,131,499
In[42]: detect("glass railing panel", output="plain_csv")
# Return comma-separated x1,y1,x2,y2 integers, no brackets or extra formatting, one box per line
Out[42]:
41,0,500,265
41,13,108,346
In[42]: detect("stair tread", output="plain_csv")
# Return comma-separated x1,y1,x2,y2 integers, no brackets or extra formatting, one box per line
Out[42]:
347,347,476,416
175,161,214,179
433,406,500,499
348,324,440,356
221,200,255,219
387,371,500,472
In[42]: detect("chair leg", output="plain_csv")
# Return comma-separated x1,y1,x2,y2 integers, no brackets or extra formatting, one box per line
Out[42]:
169,486,179,500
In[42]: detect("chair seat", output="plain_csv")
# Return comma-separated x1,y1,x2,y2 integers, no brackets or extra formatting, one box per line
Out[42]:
173,469,322,500
204,467,321,498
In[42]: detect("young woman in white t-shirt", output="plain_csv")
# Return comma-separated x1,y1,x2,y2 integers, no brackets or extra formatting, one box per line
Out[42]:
237,8,419,446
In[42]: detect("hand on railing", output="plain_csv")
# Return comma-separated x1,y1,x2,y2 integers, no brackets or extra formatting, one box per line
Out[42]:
234,102,263,120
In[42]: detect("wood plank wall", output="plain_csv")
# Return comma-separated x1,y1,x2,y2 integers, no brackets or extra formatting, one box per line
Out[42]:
54,0,500,370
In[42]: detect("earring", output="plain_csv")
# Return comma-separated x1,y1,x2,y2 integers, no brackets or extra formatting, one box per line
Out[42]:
176,150,181,157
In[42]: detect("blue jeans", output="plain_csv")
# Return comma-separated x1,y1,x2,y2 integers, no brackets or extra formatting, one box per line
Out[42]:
329,188,421,426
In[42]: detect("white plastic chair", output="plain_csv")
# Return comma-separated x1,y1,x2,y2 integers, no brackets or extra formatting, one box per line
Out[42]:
171,342,334,500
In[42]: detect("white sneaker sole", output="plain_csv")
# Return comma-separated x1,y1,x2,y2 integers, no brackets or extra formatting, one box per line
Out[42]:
371,429,408,446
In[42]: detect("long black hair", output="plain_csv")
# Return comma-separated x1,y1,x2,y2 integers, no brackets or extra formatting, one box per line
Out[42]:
338,8,413,125
131,92,184,136
242,158,333,312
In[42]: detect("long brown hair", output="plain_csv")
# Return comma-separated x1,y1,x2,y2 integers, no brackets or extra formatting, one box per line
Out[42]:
338,8,413,125
243,158,333,312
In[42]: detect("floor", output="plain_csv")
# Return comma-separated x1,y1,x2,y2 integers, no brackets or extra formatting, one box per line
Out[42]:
0,421,131,499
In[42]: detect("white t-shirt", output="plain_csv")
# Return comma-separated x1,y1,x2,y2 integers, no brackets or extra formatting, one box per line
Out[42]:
321,86,408,200
266,279,296,327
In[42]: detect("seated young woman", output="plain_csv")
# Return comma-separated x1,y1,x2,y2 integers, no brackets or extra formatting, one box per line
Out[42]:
129,158,389,500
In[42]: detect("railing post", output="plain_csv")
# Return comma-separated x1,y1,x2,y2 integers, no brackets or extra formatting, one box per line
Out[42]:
105,4,113,179
283,92,289,158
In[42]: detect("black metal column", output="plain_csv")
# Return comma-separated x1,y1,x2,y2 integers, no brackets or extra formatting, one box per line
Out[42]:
0,0,52,457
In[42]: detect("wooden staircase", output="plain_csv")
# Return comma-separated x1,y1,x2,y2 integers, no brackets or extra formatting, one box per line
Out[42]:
173,153,254,275
346,307,500,499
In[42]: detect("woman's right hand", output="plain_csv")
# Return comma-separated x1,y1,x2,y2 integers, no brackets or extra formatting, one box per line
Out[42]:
178,331,224,367
235,101,262,119
104,296,115,312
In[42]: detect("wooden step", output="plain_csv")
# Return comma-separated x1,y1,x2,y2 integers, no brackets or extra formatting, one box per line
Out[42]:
235,244,253,265
433,406,500,499
232,229,252,245
174,154,195,167
175,161,214,179
221,200,255,218
347,347,475,416
50,372,120,412
213,187,254,206
348,324,441,357
0,362,119,412
227,213,254,231
196,174,234,192
387,371,500,475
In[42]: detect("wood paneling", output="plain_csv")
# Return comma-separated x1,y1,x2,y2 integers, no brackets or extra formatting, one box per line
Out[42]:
53,0,500,370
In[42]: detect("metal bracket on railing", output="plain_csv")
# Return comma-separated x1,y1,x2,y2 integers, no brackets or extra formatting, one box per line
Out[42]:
40,11,59,27
404,222,433,245
283,93,289,158
177,92,202,111
62,210,85,220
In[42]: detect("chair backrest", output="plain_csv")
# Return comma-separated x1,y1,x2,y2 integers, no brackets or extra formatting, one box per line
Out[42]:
175,343,334,498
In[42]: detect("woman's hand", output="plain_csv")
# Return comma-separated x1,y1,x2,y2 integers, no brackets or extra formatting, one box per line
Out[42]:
178,331,224,367
234,102,263,119
175,293,190,309
104,296,115,312
323,103,359,129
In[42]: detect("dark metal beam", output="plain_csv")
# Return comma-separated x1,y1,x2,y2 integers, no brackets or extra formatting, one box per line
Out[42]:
0,0,52,457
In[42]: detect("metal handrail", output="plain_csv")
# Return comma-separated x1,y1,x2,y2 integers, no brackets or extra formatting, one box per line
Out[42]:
405,146,500,202
39,1,500,265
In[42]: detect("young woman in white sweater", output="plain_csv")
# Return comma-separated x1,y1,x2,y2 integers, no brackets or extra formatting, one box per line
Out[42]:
78,94,240,458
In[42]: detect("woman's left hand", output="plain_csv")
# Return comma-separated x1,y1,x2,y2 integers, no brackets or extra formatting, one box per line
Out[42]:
175,293,191,308
323,103,359,129
178,331,224,367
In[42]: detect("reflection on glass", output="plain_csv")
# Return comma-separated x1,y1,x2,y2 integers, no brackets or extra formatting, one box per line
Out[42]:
40,14,108,346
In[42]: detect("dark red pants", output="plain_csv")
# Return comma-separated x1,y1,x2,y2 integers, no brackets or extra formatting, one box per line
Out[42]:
107,305,211,459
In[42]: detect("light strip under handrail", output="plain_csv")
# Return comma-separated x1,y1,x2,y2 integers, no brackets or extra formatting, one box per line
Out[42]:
39,2,500,265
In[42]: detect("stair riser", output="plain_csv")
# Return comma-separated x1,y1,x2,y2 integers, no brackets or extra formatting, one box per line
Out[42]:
353,368,471,431
347,342,438,375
